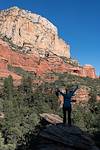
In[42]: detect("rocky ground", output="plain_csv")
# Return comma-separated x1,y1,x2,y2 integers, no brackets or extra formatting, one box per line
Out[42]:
32,113,100,150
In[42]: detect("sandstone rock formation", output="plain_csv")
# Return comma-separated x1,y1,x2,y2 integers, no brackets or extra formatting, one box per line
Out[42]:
40,113,63,124
0,38,72,79
0,6,70,58
68,65,96,78
0,7,97,81
82,65,96,78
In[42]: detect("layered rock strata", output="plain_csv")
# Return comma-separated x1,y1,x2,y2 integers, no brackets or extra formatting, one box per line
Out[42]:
0,7,97,81
0,7,70,58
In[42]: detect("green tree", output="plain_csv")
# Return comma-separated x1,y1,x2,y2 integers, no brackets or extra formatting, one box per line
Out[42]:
0,132,15,150
3,75,14,101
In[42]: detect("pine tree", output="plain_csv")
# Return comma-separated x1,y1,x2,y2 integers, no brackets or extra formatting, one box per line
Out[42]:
3,75,14,101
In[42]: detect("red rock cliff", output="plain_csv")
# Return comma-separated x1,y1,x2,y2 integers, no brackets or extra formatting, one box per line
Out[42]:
0,7,97,80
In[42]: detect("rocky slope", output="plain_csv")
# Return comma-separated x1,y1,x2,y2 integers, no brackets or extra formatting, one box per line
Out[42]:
0,7,97,81
38,124,99,150
35,113,100,150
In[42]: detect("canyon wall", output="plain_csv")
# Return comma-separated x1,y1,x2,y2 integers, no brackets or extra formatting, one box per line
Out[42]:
0,7,97,81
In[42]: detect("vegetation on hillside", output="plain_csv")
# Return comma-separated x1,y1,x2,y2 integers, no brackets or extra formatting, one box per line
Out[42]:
0,72,100,149
8,64,34,78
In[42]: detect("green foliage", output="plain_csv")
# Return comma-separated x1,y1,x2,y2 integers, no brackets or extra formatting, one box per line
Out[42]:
49,72,100,95
0,75,58,149
8,65,34,78
3,75,14,100
0,72,100,149
72,102,100,132
44,72,100,133
0,98,3,111
0,76,38,149
0,132,16,150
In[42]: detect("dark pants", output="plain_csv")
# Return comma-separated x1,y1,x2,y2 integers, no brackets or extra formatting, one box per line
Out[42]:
63,106,71,125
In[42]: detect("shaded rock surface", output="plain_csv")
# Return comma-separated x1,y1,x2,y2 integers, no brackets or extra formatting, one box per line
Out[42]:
38,124,99,150
37,113,99,150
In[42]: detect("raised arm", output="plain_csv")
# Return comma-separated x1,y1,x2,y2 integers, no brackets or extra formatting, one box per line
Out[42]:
73,85,78,92
70,85,78,96
55,89,64,108
55,88,65,97
58,91,65,96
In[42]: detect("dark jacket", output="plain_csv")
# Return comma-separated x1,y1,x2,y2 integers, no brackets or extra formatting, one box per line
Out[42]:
59,86,78,108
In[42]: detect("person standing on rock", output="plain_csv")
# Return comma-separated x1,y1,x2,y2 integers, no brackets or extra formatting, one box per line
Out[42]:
56,85,78,126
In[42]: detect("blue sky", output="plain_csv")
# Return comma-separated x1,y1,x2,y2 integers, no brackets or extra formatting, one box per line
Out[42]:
0,0,100,75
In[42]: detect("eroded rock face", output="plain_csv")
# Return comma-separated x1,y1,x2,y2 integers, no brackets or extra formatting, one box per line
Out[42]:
0,7,97,81
0,38,97,82
0,39,71,79
82,65,96,78
0,7,70,58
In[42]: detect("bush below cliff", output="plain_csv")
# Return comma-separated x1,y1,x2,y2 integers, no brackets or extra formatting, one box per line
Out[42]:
0,73,100,150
